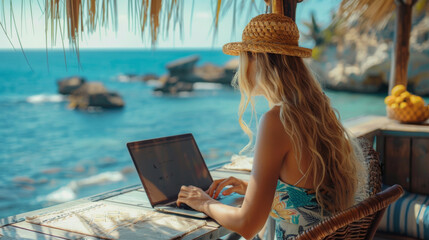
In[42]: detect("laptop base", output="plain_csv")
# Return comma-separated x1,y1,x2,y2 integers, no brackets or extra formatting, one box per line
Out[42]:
155,206,208,219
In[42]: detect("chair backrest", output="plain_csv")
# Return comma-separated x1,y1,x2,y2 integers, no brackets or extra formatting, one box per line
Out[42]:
294,143,399,240
362,143,382,196
295,184,404,240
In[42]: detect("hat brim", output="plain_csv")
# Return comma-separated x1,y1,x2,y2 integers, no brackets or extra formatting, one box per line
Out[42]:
222,41,312,58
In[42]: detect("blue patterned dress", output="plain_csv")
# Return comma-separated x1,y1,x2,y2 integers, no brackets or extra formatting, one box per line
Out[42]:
270,180,325,240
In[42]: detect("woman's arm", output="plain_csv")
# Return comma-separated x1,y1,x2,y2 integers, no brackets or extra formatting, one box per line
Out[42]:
178,110,290,239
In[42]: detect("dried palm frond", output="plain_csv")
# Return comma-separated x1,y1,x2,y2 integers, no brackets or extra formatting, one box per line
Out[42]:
0,0,269,70
0,1,32,69
338,0,396,30
338,0,429,31
1,0,267,49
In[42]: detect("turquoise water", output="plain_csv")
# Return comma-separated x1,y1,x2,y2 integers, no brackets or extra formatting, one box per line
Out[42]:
0,49,422,219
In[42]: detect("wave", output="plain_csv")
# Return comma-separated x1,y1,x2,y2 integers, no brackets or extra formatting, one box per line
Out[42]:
146,80,161,87
193,82,223,90
178,91,194,97
40,171,124,203
116,74,143,82
26,94,66,104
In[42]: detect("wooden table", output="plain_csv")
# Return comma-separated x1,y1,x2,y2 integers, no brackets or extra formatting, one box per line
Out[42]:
0,169,250,240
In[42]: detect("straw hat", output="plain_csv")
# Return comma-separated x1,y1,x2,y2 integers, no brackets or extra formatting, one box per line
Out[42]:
223,13,312,58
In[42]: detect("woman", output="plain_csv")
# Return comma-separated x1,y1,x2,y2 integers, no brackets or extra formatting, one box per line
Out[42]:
177,13,364,239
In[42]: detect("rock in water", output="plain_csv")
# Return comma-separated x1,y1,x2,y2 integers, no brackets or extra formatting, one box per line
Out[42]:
194,63,228,83
86,92,124,109
166,55,199,77
154,76,194,94
69,82,125,109
155,56,239,94
224,58,239,75
155,56,199,94
57,76,86,95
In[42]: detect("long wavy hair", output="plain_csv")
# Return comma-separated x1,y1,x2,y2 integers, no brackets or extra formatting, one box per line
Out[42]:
233,51,359,214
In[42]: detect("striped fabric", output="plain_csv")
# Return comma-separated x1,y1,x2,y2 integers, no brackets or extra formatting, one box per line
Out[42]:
378,187,429,239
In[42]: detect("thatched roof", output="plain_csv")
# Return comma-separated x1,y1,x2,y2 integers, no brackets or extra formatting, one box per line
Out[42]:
338,0,429,30
0,0,265,49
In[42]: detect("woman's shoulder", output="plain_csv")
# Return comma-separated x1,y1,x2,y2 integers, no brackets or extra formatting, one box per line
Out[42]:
259,106,291,148
262,105,280,120
260,106,282,128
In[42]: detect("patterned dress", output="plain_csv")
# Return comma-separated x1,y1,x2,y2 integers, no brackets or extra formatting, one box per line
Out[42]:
270,180,325,240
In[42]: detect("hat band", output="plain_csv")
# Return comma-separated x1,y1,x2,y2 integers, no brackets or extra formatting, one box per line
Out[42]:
242,39,299,47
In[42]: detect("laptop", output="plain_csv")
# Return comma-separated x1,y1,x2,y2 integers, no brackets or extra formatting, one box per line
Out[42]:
127,133,243,219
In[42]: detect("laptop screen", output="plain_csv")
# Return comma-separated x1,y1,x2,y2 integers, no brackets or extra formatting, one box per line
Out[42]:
127,134,213,206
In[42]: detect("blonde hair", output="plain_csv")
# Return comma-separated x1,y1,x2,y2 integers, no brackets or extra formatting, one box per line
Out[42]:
233,52,359,214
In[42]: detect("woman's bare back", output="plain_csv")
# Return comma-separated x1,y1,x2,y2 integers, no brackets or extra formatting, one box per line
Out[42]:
269,106,314,190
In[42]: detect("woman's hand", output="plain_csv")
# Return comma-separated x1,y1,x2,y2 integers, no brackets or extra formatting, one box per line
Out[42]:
207,177,248,199
177,185,215,212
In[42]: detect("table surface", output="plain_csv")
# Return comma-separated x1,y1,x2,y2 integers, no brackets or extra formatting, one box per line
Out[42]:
0,169,251,240
2,115,429,240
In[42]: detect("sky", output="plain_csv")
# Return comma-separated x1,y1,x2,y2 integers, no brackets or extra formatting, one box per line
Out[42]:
0,0,341,49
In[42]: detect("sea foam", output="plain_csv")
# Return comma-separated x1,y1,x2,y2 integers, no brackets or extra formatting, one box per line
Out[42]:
26,94,66,104
41,171,124,203
193,82,223,90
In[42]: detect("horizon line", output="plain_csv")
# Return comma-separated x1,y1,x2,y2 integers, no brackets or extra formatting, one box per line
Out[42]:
0,47,226,51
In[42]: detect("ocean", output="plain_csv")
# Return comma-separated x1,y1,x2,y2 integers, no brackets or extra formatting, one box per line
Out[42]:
0,49,422,219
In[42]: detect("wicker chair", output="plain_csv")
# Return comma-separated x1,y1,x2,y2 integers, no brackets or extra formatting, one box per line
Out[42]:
360,144,383,196
294,143,403,240
295,184,404,240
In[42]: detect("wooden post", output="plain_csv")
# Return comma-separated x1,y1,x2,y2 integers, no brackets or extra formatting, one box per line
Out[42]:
388,0,416,94
282,0,298,21
271,0,298,21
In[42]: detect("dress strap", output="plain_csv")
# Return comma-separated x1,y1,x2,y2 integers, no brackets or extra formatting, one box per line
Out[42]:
294,167,310,186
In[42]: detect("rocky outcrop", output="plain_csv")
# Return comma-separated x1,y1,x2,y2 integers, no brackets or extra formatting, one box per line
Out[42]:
306,13,429,95
408,51,429,95
68,82,125,109
57,76,86,95
308,25,429,95
154,55,238,94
